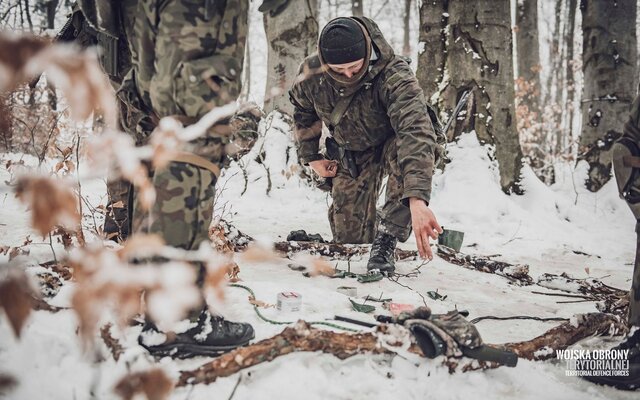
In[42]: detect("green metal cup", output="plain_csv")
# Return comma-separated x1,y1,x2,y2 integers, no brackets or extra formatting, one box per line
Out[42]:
438,228,464,252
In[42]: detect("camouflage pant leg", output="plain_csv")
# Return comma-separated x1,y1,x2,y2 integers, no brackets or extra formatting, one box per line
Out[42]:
132,162,215,250
378,137,412,242
631,226,640,327
329,152,384,244
104,177,131,241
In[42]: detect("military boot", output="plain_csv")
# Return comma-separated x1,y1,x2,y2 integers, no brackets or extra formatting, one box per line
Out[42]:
367,232,397,275
582,327,640,391
138,310,254,358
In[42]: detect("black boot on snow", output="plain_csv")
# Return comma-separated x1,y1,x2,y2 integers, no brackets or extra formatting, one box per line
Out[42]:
138,311,255,359
582,327,640,391
367,232,398,275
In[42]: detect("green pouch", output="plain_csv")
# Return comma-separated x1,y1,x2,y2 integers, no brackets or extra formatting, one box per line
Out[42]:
437,229,464,252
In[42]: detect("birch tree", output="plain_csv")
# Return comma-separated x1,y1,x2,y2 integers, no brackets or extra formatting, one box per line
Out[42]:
579,0,637,191
263,0,319,117
417,0,524,193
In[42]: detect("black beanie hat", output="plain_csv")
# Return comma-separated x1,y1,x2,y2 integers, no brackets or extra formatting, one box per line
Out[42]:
319,17,366,64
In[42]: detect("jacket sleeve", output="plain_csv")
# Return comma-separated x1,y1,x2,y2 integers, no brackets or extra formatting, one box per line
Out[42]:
289,75,323,165
380,59,437,204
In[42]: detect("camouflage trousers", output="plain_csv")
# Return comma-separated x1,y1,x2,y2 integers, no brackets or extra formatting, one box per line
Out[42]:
329,136,412,244
132,162,216,250
116,0,248,248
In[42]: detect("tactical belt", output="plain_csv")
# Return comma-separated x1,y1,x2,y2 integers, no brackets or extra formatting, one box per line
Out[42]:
169,151,221,178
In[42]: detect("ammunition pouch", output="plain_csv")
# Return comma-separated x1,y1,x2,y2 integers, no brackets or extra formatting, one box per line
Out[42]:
613,136,640,219
325,137,359,179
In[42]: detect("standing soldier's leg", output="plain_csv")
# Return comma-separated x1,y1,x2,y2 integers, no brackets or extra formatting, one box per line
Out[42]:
128,0,254,357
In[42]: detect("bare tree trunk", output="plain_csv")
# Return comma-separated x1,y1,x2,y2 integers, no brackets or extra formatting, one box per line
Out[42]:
562,0,577,151
351,0,363,17
23,0,33,31
435,0,524,193
46,0,59,29
516,0,550,182
402,0,412,56
263,0,319,117
416,0,447,107
578,0,637,192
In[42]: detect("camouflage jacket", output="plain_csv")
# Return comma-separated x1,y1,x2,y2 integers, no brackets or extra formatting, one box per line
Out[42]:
289,17,437,204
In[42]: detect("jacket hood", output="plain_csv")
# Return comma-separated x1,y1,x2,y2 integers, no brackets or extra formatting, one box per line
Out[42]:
318,16,395,95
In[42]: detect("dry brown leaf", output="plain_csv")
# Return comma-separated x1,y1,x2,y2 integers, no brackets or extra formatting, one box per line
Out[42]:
209,224,234,253
0,34,49,92
54,161,64,173
0,271,36,338
205,261,235,301
240,244,280,263
227,263,241,282
0,246,8,255
114,369,174,400
0,373,18,395
14,176,80,237
248,295,274,309
111,201,125,209
61,147,73,157
118,234,166,260
8,247,29,261
64,160,75,173
584,267,590,276
310,258,335,277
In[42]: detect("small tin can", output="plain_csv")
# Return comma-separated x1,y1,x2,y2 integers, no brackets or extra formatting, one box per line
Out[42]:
336,286,358,297
277,291,302,312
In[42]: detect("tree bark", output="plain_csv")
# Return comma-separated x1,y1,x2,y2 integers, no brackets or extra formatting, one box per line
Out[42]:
578,0,637,192
515,0,541,119
416,0,447,106
422,0,524,193
263,0,319,117
402,0,412,56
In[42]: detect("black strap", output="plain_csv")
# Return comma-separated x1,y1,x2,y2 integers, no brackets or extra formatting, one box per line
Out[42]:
329,92,358,130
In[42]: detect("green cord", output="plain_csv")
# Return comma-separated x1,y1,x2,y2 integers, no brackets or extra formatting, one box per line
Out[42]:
229,283,361,332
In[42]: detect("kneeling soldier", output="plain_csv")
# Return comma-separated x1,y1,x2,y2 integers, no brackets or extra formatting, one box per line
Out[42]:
289,16,442,274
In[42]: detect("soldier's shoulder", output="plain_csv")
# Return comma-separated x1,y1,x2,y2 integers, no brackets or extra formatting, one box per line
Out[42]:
378,56,417,86
296,53,322,78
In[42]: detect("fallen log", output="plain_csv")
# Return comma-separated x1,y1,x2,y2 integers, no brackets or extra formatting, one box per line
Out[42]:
537,273,629,319
435,246,534,286
177,321,410,387
503,312,627,361
178,313,624,386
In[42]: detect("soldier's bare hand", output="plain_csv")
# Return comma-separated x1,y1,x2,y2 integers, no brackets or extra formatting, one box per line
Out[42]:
309,159,338,178
409,197,442,260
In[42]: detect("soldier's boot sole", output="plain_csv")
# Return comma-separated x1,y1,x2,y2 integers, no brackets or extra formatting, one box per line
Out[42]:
366,261,395,276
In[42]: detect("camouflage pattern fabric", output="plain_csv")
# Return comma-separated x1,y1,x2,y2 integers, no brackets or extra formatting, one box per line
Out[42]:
329,136,411,243
118,0,249,249
133,162,215,249
290,16,437,243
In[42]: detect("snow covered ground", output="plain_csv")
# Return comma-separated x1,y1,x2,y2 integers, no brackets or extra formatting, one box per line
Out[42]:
0,116,637,399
